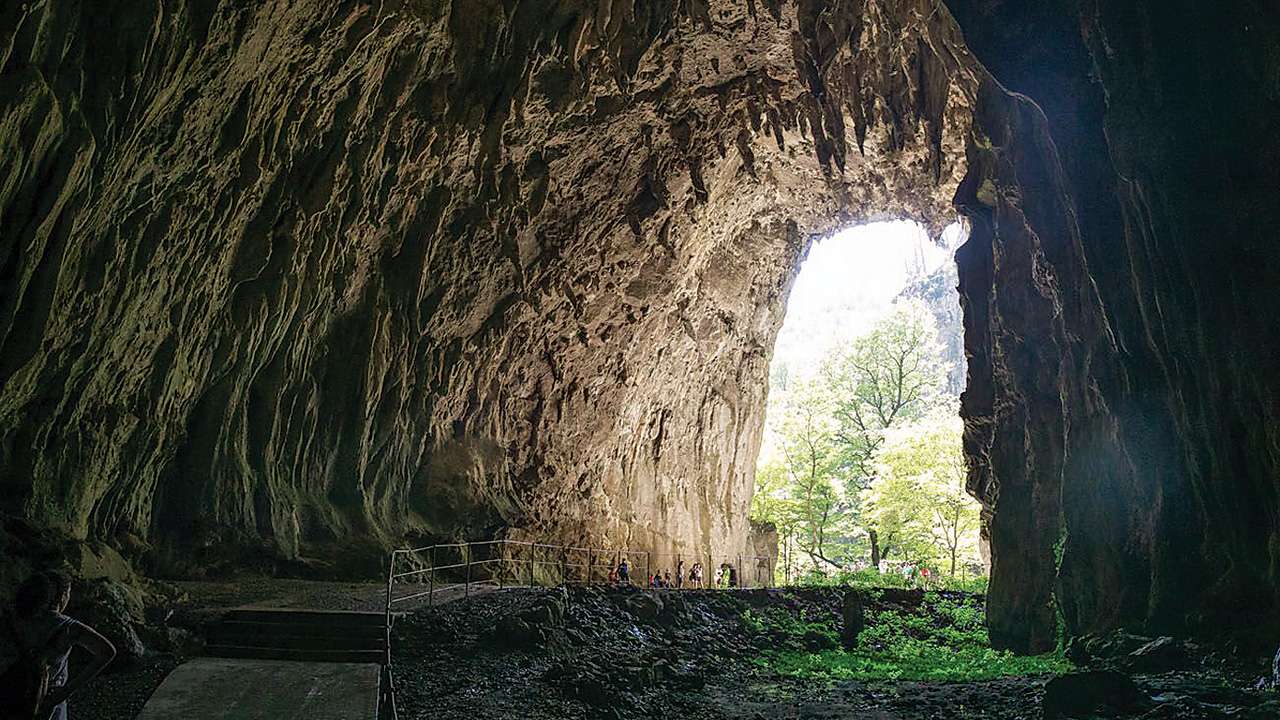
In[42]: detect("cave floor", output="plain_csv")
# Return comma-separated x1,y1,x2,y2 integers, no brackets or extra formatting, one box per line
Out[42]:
390,587,1278,720
59,580,1279,720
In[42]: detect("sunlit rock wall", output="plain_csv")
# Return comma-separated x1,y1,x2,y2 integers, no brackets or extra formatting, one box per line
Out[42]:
0,0,978,575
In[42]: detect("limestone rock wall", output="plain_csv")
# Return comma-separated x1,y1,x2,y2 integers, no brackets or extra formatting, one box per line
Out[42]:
948,0,1280,651
0,0,978,575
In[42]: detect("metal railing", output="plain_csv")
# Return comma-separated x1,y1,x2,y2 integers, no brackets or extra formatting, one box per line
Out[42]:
381,539,774,719
385,540,775,615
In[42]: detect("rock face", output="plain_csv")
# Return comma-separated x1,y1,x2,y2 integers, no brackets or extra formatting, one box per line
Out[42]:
0,1,977,575
946,0,1280,651
898,257,963,395
3,0,1278,657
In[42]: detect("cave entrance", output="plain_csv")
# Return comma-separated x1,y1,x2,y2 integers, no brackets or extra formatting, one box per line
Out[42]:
751,220,983,587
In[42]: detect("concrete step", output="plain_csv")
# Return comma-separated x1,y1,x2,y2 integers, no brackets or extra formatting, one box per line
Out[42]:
207,629,384,653
203,608,388,664
209,618,385,640
205,644,385,664
222,608,386,627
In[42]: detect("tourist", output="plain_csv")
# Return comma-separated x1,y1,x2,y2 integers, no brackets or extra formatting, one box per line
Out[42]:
676,560,685,589
0,570,116,720
689,562,703,588
727,565,738,588
608,566,619,584
618,558,630,584
714,566,723,588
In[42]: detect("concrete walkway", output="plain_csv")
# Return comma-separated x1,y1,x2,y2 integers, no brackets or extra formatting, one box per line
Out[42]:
136,657,379,720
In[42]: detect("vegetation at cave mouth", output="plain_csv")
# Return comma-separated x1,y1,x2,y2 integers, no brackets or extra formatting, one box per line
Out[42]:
749,591,1071,683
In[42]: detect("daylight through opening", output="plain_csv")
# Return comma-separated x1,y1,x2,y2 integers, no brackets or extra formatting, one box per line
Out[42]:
752,220,986,589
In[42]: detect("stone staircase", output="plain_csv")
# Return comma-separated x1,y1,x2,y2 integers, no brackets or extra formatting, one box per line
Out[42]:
204,608,387,664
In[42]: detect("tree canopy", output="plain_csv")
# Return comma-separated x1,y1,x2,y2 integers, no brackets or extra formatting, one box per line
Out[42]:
755,300,983,580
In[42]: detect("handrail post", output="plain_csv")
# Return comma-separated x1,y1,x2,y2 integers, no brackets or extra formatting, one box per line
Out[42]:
465,545,472,599
644,550,650,589
527,544,535,587
561,548,567,585
737,554,742,589
588,551,594,585
385,550,396,626
429,546,436,607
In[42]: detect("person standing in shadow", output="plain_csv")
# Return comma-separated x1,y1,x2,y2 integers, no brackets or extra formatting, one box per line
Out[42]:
1,570,116,720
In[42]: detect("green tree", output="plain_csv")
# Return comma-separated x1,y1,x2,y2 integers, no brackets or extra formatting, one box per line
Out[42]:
870,410,981,575
820,301,946,565
771,381,852,570
750,459,804,582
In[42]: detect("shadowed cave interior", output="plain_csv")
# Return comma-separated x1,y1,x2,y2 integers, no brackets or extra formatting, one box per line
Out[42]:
1,0,1279,717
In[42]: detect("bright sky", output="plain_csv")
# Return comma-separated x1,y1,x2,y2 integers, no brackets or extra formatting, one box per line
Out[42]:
771,220,965,381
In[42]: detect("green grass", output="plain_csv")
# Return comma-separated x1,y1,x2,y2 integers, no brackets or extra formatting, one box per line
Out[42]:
750,592,1071,683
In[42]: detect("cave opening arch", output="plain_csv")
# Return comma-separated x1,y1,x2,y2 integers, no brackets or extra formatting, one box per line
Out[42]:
756,219,974,585
0,0,1143,657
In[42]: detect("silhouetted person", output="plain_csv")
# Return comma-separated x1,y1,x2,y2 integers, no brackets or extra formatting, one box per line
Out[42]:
676,560,685,589
727,565,738,587
618,558,630,584
0,571,115,720
664,570,673,587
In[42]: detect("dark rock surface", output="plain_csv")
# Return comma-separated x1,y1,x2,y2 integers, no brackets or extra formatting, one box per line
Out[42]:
945,0,1280,652
1043,671,1152,719
840,590,865,649
392,586,1277,720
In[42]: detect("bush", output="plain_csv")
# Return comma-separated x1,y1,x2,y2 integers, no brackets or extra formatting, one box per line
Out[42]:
789,568,989,594
751,591,1070,683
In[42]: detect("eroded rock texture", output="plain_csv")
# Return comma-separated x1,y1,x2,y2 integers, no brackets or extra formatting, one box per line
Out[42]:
7,0,1275,656
0,1,978,575
948,0,1280,651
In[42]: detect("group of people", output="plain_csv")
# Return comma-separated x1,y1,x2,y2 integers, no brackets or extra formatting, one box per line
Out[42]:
881,560,937,587
605,558,738,589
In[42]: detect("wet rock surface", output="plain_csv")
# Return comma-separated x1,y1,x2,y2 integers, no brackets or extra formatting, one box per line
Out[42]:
390,587,1279,719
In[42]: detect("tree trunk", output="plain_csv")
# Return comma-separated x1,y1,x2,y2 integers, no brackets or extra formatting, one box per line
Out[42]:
870,530,881,569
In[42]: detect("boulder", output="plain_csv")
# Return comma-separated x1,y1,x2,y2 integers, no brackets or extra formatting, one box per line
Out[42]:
623,593,663,623
67,578,146,664
493,615,542,649
1065,630,1155,665
517,595,565,629
1126,636,1195,673
841,592,865,649
1137,696,1227,720
1042,671,1153,719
